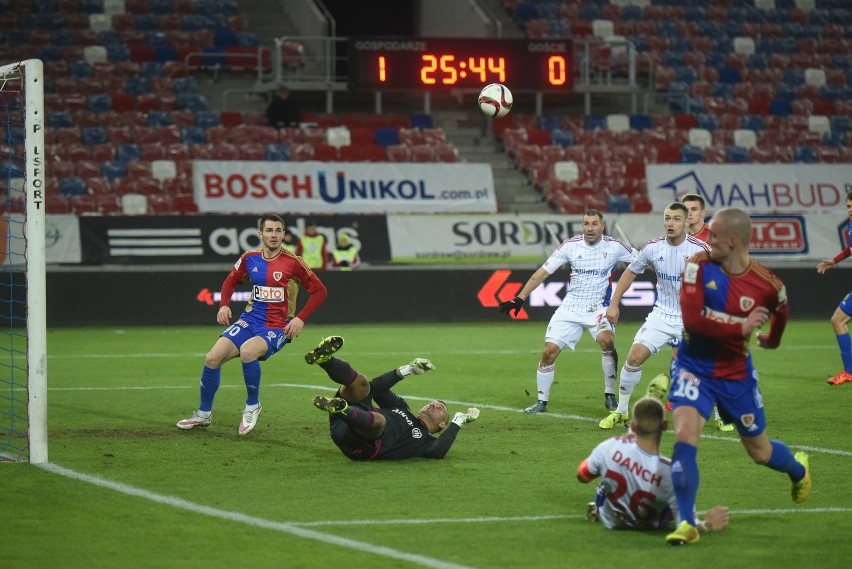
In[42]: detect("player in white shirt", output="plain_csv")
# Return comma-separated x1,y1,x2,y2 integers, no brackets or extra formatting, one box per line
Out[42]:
599,202,710,429
499,210,638,413
578,396,730,538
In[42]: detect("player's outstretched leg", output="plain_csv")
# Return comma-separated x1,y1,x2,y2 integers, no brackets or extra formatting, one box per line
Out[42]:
792,452,812,503
666,521,700,545
645,373,670,404
305,336,344,365
313,395,348,414
176,410,211,430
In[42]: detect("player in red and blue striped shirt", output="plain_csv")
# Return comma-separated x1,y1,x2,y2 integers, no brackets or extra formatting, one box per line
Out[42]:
816,190,852,385
665,208,811,546
177,214,327,436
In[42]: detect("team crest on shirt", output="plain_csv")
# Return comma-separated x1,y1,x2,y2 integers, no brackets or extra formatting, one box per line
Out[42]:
740,296,755,311
411,428,423,439
273,271,283,281
740,414,755,428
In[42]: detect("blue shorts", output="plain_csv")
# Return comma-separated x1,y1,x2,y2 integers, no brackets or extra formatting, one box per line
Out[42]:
668,364,766,437
220,317,289,361
839,291,852,317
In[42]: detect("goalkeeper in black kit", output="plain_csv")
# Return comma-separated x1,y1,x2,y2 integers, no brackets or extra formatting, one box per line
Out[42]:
306,336,480,460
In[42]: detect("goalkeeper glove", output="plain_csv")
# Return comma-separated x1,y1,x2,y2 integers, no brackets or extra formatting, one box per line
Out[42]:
397,357,435,378
451,407,480,427
498,296,524,316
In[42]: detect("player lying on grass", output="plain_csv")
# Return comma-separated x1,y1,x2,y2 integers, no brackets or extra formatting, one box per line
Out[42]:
306,336,479,461
578,394,730,539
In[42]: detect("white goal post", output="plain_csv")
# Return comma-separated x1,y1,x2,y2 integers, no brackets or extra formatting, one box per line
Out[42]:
0,59,47,464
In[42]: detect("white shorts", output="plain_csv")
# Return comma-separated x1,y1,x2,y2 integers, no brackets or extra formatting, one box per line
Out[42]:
632,313,682,354
545,307,613,351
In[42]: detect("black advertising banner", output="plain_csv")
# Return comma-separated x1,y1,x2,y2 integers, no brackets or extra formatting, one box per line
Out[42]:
44,267,849,327
78,215,391,265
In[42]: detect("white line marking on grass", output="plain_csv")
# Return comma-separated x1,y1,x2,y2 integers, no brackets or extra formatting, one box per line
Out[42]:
293,507,852,527
39,463,478,569
49,382,852,458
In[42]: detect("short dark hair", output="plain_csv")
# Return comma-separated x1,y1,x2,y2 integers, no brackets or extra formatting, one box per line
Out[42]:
583,209,604,222
666,202,688,215
259,214,284,230
632,397,666,438
681,193,705,209
846,190,852,202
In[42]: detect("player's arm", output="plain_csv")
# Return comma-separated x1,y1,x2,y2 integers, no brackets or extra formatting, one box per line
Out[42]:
499,266,551,315
217,261,247,325
606,268,640,324
576,458,599,483
757,290,789,349
421,423,461,459
817,245,851,274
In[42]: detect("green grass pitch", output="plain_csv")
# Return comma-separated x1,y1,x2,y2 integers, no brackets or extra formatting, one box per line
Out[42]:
5,321,852,568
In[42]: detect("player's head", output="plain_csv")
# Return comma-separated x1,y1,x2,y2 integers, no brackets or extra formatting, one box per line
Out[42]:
337,234,351,247
708,207,751,262
276,85,290,99
418,400,449,434
582,209,605,245
259,213,284,230
258,214,285,249
630,397,667,441
305,220,318,235
664,202,689,243
846,190,852,217
681,193,707,229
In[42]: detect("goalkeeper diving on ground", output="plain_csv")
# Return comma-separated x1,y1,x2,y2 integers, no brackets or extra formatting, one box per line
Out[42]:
306,336,479,460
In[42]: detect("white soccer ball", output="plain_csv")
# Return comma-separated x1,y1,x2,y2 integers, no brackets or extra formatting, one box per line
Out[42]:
478,83,513,119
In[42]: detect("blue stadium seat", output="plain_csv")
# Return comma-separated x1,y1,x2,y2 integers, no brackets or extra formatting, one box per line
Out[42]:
181,15,207,31
265,144,290,161
374,128,399,147
139,62,165,78
822,132,846,148
740,115,765,131
116,144,142,163
830,116,850,134
550,129,574,147
769,99,791,116
237,32,259,48
68,60,92,79
135,14,160,31
681,145,704,164
410,113,433,129
154,46,179,62
144,31,171,47
107,45,131,62
149,0,174,14
717,67,741,84
607,194,632,213
124,77,150,96
181,127,207,144
726,145,749,163
793,147,818,163
711,82,733,99
48,112,75,129
80,0,103,14
820,85,843,101
583,115,606,131
696,113,720,130
622,5,642,20
214,30,239,49
747,53,768,70
782,68,804,86
81,127,107,145
87,94,111,113
176,94,208,113
36,46,62,62
173,77,199,94
194,111,219,129
101,161,127,180
629,114,652,131
774,84,798,101
51,29,75,47
59,177,86,197
147,111,173,128
539,115,561,131
97,30,124,47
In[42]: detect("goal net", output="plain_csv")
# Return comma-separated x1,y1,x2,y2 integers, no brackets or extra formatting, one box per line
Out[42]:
0,59,47,463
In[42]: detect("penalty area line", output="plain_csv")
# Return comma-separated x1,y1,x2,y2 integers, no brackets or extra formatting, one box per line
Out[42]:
39,463,478,569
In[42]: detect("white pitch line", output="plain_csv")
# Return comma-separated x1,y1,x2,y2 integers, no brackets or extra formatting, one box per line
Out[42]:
39,463,478,569
293,507,852,527
48,382,852,458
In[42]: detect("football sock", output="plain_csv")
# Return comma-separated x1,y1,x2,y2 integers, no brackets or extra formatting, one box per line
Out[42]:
602,350,618,394
713,407,723,421
672,442,700,526
242,360,261,406
837,333,852,372
536,362,555,401
766,439,807,481
616,363,642,414
320,357,358,386
199,366,221,412
341,407,376,429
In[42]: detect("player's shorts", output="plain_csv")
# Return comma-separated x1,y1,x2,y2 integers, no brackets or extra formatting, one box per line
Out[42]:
668,364,766,437
545,307,613,350
632,313,682,353
839,291,852,317
220,317,289,361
